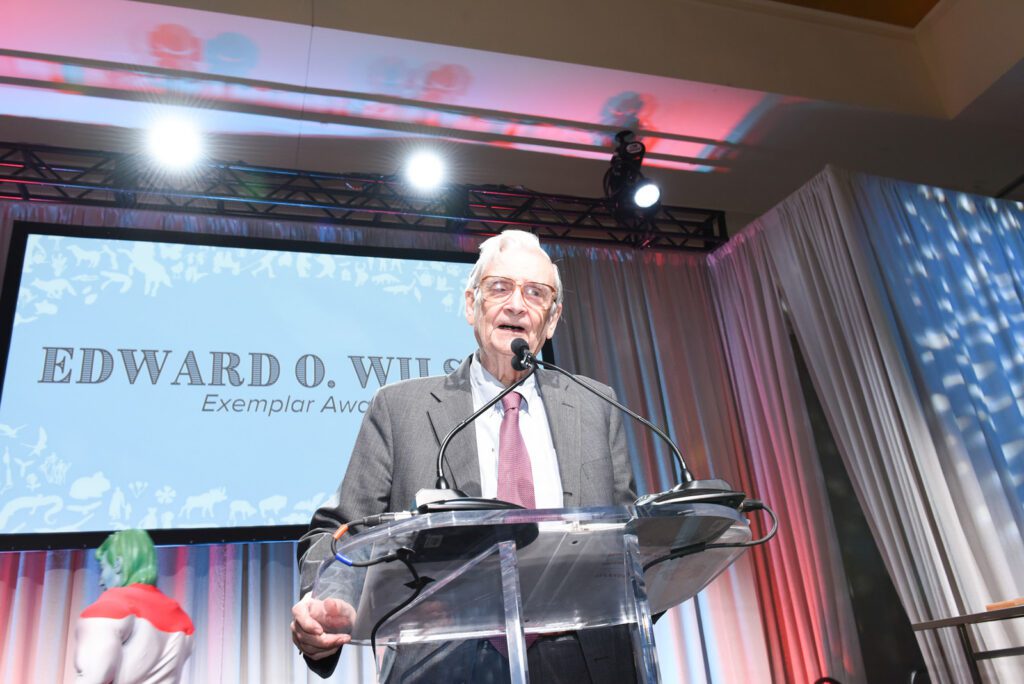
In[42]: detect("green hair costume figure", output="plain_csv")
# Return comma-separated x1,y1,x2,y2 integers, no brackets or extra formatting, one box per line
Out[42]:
95,529,159,588
75,530,195,683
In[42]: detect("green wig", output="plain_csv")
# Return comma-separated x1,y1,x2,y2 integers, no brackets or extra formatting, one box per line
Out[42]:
96,529,158,586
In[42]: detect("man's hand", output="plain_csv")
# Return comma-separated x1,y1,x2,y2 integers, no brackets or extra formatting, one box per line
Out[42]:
291,593,357,660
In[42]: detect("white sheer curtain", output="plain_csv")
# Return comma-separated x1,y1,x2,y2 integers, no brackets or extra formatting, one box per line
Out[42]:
709,167,1024,683
707,226,867,684
551,245,777,683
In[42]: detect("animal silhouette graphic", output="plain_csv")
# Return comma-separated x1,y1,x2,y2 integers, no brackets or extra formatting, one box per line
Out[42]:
179,487,227,519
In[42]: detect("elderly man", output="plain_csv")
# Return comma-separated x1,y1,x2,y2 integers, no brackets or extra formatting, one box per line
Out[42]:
293,230,636,682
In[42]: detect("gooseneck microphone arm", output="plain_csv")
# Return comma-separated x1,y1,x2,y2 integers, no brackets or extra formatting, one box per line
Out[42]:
434,364,535,490
512,342,693,484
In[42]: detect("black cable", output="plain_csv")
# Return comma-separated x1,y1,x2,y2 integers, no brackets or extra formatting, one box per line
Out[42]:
330,534,341,560
642,500,778,573
348,551,404,568
323,539,430,666
434,364,535,489
528,356,692,483
323,519,433,670
328,512,415,560
369,550,429,662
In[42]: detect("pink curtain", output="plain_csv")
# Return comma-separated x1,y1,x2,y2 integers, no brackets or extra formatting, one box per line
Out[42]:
710,225,865,683
550,244,776,682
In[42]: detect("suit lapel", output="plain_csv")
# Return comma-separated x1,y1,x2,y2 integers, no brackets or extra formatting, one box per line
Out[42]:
537,368,580,507
426,357,482,497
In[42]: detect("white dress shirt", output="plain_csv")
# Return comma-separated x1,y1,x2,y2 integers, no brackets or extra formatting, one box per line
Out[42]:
469,355,564,508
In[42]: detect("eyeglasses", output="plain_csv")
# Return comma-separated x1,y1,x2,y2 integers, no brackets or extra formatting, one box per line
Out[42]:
478,276,556,308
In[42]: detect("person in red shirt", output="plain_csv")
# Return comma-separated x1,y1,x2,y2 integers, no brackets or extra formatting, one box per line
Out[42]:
75,529,194,684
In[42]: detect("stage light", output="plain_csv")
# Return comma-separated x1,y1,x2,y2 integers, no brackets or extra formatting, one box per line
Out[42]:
146,118,203,170
404,151,445,191
633,181,660,208
604,130,659,210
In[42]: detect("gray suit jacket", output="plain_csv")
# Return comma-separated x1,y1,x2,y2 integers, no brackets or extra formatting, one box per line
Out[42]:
297,355,637,679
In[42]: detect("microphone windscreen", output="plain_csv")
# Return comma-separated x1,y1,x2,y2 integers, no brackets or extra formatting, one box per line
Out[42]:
510,338,530,357
510,338,530,371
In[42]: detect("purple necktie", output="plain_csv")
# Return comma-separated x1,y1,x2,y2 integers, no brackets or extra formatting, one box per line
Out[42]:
497,391,535,509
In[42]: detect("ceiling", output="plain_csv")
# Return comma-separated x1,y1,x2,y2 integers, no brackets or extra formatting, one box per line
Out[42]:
770,0,941,27
0,0,1021,233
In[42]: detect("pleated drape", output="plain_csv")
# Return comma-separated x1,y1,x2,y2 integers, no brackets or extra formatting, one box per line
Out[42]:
710,167,1024,683
550,245,776,683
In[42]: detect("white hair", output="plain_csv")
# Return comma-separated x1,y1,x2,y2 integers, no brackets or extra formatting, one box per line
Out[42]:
465,230,563,311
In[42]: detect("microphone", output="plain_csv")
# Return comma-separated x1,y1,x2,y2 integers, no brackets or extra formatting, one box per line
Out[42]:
412,342,535,513
511,338,532,371
524,352,746,509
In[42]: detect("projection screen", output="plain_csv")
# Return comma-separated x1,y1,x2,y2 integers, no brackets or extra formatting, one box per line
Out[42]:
0,221,477,549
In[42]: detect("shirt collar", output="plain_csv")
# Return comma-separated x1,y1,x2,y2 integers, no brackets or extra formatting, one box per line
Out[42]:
471,351,539,413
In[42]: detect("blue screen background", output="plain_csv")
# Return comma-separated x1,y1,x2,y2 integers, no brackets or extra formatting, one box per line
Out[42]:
0,233,473,534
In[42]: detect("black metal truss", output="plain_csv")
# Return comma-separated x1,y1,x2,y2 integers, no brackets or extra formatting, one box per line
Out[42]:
0,142,727,251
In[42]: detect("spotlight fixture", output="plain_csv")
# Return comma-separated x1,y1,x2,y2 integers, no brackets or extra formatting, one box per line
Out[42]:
146,117,204,171
603,130,660,209
404,151,445,192
633,181,660,208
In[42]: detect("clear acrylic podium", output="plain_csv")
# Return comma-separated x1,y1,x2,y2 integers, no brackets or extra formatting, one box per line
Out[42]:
313,503,751,683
